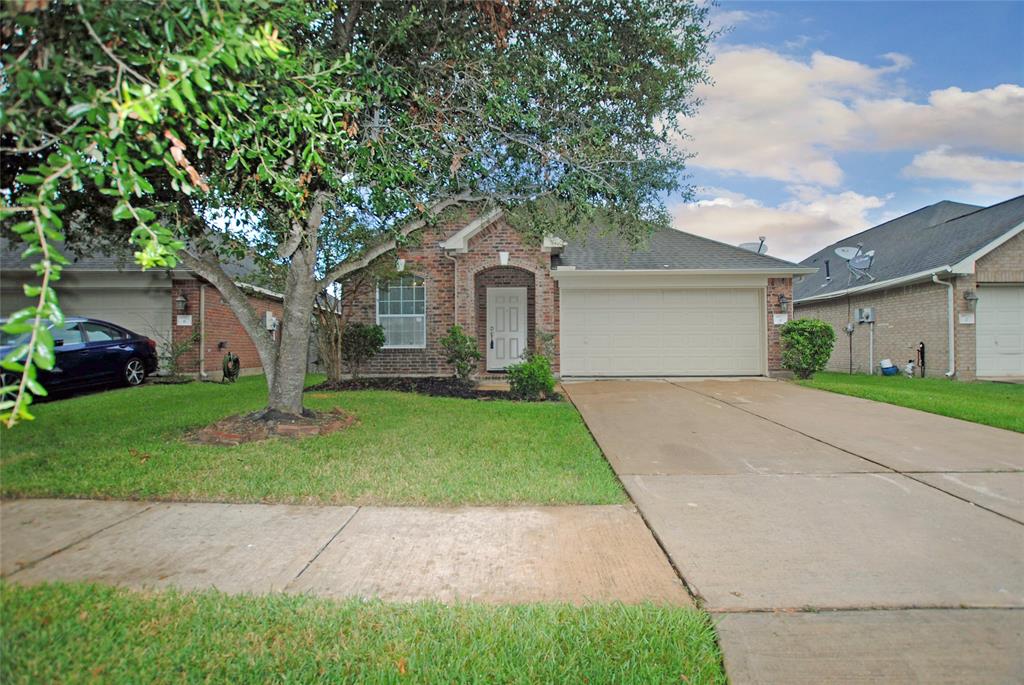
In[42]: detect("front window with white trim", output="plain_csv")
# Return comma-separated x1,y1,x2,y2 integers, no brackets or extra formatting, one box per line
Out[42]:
376,275,426,348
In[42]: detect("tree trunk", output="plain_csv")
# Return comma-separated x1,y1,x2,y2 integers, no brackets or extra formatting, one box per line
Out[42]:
265,227,319,417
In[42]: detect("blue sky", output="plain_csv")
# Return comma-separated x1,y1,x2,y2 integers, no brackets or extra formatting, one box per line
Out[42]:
670,1,1024,261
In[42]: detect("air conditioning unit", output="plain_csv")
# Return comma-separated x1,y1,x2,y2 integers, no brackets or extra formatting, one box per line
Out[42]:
855,307,875,323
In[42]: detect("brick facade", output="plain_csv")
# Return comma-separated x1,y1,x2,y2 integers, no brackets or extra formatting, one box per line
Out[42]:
346,212,560,376
793,232,1023,380
342,211,797,378
171,279,283,380
767,277,793,374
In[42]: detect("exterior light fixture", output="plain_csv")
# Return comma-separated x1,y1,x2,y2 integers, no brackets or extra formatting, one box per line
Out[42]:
777,293,789,308
498,251,510,266
175,293,188,313
963,290,979,310
396,258,406,272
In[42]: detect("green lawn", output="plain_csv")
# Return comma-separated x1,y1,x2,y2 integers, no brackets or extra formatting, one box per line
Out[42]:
797,372,1024,433
0,582,725,684
0,376,624,505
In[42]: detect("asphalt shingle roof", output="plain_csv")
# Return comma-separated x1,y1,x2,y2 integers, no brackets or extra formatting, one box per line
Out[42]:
0,238,258,280
554,227,806,271
794,196,1024,301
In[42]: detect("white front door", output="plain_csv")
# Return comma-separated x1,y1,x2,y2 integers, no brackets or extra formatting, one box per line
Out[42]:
486,287,528,370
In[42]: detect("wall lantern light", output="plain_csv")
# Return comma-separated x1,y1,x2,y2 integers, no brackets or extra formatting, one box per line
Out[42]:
498,251,510,266
175,293,189,313
963,290,979,310
777,293,789,309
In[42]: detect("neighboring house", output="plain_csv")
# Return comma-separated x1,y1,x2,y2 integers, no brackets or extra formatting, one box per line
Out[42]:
794,195,1024,380
343,207,815,377
0,241,286,380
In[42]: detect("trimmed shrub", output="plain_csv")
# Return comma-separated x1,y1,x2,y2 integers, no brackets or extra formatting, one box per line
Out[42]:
341,323,385,379
507,353,556,400
439,325,482,382
780,319,836,379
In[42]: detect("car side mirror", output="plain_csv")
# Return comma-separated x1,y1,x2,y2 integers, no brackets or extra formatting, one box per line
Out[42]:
54,339,64,347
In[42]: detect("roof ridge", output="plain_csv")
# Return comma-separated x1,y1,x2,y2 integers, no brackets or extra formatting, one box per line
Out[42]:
807,200,981,259
662,226,804,268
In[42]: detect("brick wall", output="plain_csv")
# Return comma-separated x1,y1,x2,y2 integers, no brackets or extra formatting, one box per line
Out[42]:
171,279,283,380
795,280,951,377
767,277,793,374
344,212,560,376
976,231,1024,283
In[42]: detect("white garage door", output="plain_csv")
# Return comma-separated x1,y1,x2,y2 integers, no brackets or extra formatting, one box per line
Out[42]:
977,286,1024,377
560,288,764,376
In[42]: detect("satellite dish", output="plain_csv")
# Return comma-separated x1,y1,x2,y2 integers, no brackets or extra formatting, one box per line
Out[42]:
849,250,875,271
834,246,859,260
739,237,769,255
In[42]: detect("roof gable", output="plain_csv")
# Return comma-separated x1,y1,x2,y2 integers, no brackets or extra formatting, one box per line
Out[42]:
794,196,1024,301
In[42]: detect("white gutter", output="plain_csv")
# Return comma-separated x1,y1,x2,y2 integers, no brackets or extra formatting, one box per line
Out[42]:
931,270,956,378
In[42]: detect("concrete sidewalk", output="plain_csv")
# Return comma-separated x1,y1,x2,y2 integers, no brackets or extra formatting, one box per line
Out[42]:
0,498,689,606
566,379,1024,684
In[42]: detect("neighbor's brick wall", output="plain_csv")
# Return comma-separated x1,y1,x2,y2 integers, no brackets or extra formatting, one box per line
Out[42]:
171,279,283,379
976,231,1024,283
767,278,793,374
795,280,951,377
344,210,560,376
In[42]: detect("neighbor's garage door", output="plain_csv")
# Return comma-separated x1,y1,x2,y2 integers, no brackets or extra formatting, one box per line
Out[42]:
977,286,1024,377
560,288,763,376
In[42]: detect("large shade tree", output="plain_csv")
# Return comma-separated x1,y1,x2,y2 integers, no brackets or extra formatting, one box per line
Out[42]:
2,0,712,421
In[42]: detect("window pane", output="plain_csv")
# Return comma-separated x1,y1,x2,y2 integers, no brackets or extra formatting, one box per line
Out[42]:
56,322,85,345
82,323,121,342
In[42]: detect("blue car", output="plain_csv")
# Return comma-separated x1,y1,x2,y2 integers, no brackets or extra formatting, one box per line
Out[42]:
0,317,159,396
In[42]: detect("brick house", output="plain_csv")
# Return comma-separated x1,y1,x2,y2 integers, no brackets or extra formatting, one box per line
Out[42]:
343,208,814,377
794,195,1024,380
0,241,288,381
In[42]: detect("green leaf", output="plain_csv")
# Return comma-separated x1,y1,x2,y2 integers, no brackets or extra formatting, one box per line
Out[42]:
65,102,93,118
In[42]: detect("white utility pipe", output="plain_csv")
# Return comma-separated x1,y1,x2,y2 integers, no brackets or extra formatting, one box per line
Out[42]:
199,284,208,379
931,273,955,378
868,321,874,375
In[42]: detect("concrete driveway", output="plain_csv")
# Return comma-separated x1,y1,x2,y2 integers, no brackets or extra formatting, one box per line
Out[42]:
565,379,1024,684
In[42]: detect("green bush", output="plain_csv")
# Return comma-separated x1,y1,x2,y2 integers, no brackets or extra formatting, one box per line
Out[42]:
780,319,836,379
507,353,556,400
439,325,481,382
341,323,386,379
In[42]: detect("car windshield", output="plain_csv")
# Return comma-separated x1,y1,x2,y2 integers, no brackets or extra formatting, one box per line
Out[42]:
0,320,54,347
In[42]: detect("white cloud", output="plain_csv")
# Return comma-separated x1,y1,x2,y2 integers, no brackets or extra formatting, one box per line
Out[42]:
902,146,1024,201
680,45,1024,186
904,146,1024,185
672,187,887,262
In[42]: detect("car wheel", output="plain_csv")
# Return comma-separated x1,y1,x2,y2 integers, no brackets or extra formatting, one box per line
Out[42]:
123,357,146,386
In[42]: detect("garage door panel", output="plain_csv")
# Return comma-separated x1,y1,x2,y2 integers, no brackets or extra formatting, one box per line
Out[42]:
561,287,763,376
977,286,1024,377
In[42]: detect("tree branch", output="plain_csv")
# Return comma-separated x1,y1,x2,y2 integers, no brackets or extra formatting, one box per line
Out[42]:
316,190,474,289
75,1,157,88
177,248,279,384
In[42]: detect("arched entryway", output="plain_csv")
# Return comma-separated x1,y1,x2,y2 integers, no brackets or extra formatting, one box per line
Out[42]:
474,266,536,371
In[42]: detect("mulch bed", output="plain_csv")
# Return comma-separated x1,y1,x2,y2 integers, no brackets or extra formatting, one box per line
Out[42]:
307,376,561,402
187,407,358,445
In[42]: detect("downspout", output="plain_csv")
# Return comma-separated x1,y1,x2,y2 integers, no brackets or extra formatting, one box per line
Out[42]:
931,271,955,378
198,284,208,379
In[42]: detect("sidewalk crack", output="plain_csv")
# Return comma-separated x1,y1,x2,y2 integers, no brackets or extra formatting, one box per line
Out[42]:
286,506,360,588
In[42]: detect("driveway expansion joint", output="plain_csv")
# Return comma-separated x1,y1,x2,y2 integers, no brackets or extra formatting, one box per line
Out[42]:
669,379,1024,526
